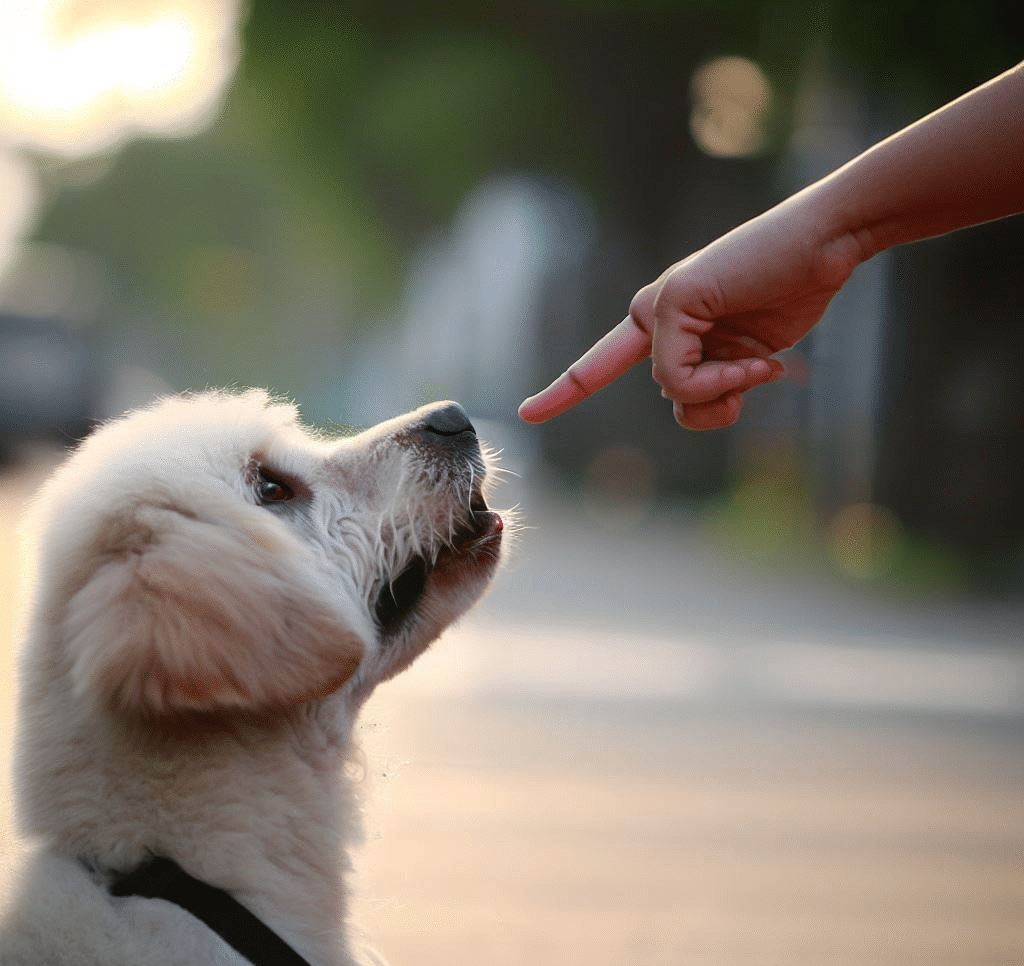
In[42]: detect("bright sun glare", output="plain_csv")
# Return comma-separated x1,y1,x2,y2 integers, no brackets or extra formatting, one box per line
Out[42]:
689,55,773,159
0,0,243,278
0,0,243,156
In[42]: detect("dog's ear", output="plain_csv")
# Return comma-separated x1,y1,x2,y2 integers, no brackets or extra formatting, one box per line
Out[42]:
63,506,367,715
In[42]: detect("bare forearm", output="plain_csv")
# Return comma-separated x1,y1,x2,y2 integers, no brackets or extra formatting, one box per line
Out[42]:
520,63,1024,429
811,62,1024,260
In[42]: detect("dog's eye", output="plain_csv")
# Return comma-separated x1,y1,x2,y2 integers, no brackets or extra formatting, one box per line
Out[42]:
255,468,294,504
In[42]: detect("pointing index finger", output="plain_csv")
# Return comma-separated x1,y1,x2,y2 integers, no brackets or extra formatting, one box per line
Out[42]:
518,316,652,423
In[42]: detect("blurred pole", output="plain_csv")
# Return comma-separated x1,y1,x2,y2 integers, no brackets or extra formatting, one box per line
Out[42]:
784,44,894,517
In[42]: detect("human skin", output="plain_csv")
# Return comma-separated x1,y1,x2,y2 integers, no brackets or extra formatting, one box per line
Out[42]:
519,61,1024,430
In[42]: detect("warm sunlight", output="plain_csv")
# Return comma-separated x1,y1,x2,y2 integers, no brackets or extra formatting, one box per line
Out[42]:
689,55,773,158
0,149,40,290
0,0,243,157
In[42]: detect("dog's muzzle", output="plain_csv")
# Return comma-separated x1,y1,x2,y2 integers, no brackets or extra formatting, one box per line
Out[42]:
374,401,503,636
414,400,502,543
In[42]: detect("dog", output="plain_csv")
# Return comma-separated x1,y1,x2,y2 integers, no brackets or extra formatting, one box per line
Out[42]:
0,389,505,965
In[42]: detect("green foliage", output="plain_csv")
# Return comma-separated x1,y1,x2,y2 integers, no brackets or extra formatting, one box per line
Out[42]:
345,34,561,221
239,8,572,252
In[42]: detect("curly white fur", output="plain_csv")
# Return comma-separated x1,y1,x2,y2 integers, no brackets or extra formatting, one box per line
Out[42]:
0,389,505,966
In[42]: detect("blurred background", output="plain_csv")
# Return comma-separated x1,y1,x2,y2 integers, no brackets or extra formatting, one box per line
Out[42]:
1,1,1023,963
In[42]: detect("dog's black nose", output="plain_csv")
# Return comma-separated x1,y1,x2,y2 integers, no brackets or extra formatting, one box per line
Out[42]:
419,401,475,439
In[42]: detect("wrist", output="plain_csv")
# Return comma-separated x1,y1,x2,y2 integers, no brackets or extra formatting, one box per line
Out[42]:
774,176,878,290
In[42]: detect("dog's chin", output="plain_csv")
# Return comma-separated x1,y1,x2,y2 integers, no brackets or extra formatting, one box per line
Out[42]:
374,500,503,642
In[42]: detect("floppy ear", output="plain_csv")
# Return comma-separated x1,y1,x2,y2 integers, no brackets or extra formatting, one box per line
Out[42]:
64,507,367,715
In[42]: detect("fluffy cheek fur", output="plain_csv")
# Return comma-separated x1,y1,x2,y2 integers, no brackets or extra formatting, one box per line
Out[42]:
64,504,370,716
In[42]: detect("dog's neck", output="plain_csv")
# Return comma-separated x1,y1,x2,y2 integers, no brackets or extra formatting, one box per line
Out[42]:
106,855,317,966
151,700,360,966
27,690,363,966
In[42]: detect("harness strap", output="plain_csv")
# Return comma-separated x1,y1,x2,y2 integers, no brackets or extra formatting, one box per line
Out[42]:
109,856,313,966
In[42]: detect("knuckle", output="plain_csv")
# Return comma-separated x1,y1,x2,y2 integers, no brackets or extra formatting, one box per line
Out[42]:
629,283,658,324
653,366,686,397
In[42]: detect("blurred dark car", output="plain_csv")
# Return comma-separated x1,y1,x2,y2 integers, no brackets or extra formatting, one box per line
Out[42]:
0,312,100,454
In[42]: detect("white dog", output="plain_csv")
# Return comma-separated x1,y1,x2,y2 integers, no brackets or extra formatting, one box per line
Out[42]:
0,389,505,966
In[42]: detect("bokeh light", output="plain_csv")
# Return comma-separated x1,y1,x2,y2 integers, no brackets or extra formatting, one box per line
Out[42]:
827,501,904,580
689,55,773,158
0,0,243,157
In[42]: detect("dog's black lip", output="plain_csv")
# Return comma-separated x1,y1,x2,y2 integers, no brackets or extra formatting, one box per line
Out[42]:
375,555,430,633
455,482,494,542
375,475,497,636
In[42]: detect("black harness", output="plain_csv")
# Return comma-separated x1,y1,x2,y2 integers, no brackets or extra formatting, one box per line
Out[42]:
108,856,313,966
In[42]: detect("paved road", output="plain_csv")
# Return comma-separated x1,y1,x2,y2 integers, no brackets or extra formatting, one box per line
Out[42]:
3,442,1023,965
356,695,1024,966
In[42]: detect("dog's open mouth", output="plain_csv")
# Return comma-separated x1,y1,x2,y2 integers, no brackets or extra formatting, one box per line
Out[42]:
373,487,503,635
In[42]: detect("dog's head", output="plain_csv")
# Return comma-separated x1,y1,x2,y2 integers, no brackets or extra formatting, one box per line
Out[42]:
26,389,504,717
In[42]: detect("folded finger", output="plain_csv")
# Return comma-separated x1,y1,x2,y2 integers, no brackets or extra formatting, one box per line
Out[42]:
659,357,782,405
673,392,744,430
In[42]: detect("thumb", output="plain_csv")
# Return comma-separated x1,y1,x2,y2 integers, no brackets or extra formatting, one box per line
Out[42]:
518,316,651,423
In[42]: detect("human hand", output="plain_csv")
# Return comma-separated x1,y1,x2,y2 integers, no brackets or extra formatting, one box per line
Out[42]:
519,198,867,429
